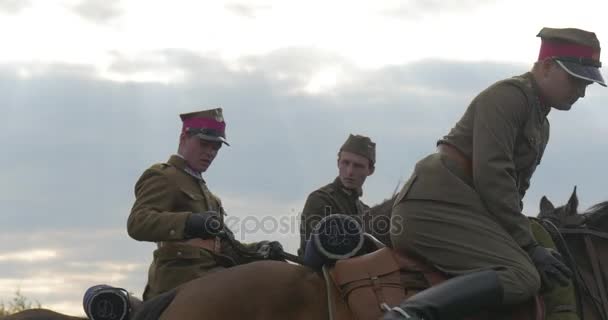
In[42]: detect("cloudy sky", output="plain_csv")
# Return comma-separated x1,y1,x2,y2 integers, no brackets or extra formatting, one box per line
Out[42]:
1,0,607,316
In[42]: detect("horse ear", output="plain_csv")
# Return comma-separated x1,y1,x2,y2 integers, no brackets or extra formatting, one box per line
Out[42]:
540,196,555,213
565,186,579,215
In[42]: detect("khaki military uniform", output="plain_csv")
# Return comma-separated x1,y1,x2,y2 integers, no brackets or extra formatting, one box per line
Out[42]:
128,155,260,300
298,177,370,257
391,73,549,304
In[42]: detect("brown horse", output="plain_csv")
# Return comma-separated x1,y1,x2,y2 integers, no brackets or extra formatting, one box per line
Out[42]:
131,255,540,320
0,308,86,320
537,187,608,320
11,191,608,320
129,197,544,320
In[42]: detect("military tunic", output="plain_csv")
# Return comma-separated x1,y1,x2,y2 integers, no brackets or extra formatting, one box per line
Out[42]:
298,177,369,257
391,73,549,304
128,155,259,300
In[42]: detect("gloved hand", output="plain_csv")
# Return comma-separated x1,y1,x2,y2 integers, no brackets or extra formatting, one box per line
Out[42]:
184,211,223,239
525,244,572,290
257,241,285,261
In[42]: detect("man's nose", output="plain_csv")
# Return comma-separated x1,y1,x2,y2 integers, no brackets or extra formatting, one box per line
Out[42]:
346,165,354,175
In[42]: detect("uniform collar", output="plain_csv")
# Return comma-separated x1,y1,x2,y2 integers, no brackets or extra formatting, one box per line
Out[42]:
333,177,363,198
169,154,205,181
524,72,552,117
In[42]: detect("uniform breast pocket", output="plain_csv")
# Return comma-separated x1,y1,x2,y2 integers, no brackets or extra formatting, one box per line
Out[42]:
179,188,207,213
515,123,542,171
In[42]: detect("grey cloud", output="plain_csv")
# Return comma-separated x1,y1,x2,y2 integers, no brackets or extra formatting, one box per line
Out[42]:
0,229,149,313
225,3,270,19
1,51,607,310
70,0,122,24
0,0,31,14
383,0,499,19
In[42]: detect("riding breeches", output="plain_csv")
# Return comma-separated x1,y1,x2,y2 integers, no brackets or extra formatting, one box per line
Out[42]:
390,153,541,305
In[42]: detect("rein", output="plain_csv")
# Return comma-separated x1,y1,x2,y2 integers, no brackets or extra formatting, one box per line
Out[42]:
558,228,608,240
541,219,608,320
218,230,303,264
221,229,337,320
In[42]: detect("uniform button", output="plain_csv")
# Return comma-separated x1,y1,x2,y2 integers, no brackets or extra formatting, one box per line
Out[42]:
169,229,176,236
177,251,182,256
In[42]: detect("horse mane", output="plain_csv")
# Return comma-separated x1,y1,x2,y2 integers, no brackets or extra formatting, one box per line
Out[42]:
366,195,397,247
583,201,608,230
586,201,608,215
369,196,396,217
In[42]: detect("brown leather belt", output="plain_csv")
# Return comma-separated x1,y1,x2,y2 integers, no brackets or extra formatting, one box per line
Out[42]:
158,237,221,254
437,143,472,178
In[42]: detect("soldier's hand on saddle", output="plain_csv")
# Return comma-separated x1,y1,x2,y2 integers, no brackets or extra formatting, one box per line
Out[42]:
256,241,285,261
525,244,573,290
184,211,224,239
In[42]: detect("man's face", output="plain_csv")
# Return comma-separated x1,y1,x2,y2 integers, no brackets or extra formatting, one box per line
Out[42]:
179,133,222,172
540,60,593,111
337,151,374,190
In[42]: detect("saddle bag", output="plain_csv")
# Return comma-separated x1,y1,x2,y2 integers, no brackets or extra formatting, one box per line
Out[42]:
331,248,405,320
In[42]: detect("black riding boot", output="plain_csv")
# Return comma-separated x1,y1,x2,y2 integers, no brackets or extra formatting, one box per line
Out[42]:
382,270,504,320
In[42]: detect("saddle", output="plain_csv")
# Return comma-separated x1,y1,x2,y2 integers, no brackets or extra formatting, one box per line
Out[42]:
328,247,545,320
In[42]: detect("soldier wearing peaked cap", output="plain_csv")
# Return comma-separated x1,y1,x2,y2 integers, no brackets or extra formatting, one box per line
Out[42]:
127,108,285,301
298,134,376,257
383,28,605,320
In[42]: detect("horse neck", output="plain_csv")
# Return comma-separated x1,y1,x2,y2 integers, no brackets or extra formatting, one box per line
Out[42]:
558,223,608,320
584,202,608,230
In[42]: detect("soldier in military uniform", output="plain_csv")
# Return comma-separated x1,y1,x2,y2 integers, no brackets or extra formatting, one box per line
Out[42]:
298,134,376,257
384,28,605,320
128,108,285,301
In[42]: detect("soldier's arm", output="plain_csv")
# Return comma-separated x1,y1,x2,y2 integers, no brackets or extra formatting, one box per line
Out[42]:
472,84,536,248
127,168,190,242
298,192,332,256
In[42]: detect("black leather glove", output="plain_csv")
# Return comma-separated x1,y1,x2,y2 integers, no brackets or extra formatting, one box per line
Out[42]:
257,241,285,261
525,244,572,290
184,211,223,239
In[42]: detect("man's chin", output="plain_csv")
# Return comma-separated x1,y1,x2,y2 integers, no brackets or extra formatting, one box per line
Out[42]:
552,103,573,111
341,181,357,189
194,163,211,172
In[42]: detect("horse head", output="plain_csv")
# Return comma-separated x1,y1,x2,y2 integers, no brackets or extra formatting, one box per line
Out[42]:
537,186,584,228
538,186,608,232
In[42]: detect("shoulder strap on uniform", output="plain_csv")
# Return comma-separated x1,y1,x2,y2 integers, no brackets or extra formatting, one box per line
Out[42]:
499,74,540,130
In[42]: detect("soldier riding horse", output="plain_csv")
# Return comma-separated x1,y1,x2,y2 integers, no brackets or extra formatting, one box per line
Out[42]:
117,188,603,320
8,189,608,320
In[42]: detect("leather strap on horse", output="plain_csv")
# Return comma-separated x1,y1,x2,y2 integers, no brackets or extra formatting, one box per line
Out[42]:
539,219,586,320
550,221,608,320
559,228,608,240
584,234,608,320
322,265,336,320
218,229,303,264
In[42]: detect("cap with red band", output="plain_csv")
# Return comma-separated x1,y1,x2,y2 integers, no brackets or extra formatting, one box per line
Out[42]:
537,27,605,87
179,108,229,146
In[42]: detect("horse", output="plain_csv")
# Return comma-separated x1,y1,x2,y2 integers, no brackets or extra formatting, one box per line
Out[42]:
536,187,608,320
0,308,86,320
129,197,546,320
11,190,608,320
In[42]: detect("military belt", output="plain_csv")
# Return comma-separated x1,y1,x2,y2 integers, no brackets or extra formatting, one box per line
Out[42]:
157,237,221,254
437,143,472,178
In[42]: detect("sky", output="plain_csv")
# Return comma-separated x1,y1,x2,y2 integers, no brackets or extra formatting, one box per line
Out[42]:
1,0,607,316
